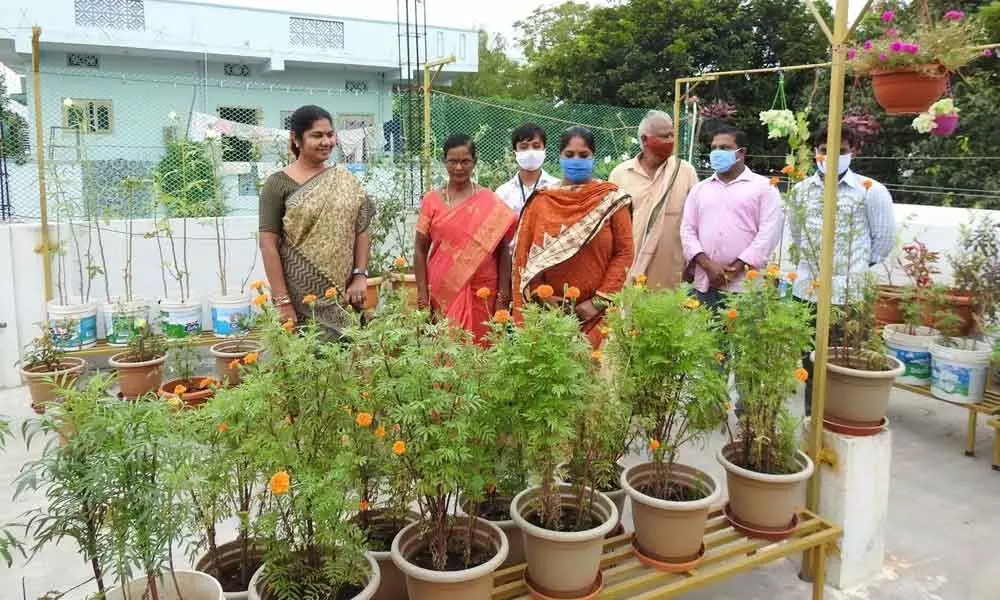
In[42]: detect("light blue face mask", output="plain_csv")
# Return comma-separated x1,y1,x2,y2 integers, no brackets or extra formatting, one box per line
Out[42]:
560,157,595,183
709,149,739,173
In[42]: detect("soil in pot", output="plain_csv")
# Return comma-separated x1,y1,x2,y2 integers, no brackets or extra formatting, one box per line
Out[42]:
459,493,524,568
250,554,380,600
359,510,417,600
195,539,265,596
409,539,495,571
160,377,218,407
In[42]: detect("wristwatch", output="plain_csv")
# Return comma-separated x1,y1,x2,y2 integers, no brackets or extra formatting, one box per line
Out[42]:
351,268,368,279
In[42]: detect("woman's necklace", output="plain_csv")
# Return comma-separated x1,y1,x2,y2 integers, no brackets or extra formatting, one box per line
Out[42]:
442,183,478,208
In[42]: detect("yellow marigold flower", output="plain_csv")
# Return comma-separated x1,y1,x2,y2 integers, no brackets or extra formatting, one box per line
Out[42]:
252,294,268,306
795,170,806,179
630,328,641,337
493,309,512,324
599,325,610,338
173,384,187,396
251,279,265,290
766,264,780,277
243,352,259,365
650,439,661,451
269,471,290,495
302,294,318,305
393,256,408,269
359,499,370,511
684,298,701,309
781,165,795,175
769,176,780,186
199,378,214,390
228,359,241,369
535,284,554,300
809,280,820,292
217,423,229,433
166,397,183,412
324,287,338,299
606,306,619,314
476,287,492,299
375,425,386,439
795,367,809,382
746,270,760,281
862,179,873,190
282,320,295,332
356,412,373,427
716,352,725,364
591,350,603,362
787,272,799,282
565,286,581,301
635,273,648,286
726,308,738,320
392,440,407,456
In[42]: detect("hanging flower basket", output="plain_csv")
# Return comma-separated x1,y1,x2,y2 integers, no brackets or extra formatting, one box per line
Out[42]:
870,66,947,114
912,98,961,137
931,114,960,136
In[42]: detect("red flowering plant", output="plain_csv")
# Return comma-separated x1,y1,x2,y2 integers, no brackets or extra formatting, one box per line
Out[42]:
849,4,983,75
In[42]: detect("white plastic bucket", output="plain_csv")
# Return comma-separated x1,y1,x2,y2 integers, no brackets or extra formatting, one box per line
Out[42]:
929,339,992,404
883,324,938,385
209,294,251,338
158,298,203,339
102,298,150,346
47,299,99,349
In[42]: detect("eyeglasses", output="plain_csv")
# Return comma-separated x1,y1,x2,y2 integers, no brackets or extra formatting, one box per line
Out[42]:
445,159,474,167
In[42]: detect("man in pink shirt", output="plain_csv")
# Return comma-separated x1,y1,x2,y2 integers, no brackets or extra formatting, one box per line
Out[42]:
681,126,784,308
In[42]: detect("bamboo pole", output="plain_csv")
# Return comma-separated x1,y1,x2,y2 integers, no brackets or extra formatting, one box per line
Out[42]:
421,55,455,192
31,26,52,302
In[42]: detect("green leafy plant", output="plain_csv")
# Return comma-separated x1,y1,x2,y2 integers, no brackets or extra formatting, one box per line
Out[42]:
724,271,814,475
21,325,68,372
121,319,168,363
605,285,728,500
358,161,417,278
949,214,1000,336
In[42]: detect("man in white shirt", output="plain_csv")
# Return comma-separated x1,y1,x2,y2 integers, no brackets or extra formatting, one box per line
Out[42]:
789,123,895,416
495,122,560,214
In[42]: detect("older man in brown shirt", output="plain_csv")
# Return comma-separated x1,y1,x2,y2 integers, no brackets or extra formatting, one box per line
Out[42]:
610,110,699,288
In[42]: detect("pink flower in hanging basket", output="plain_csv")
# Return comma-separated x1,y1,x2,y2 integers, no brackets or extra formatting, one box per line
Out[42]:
985,48,994,57
880,10,895,22
863,40,874,50
878,53,888,61
932,114,960,137
890,41,903,52
943,10,965,21
886,27,899,38
903,43,920,55
847,48,857,60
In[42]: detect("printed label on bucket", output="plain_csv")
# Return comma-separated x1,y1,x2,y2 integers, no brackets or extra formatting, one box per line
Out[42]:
212,305,251,336
932,361,973,397
891,348,931,380
107,313,142,345
159,310,202,339
50,315,98,349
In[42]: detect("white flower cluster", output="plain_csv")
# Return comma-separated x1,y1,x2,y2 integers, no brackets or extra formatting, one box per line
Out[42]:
759,109,797,140
911,113,937,133
927,98,958,117
911,99,959,134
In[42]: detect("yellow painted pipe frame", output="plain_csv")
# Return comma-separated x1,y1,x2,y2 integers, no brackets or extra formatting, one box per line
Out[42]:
421,55,456,193
32,26,53,302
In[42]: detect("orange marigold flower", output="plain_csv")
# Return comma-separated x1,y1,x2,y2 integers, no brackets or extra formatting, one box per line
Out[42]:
787,272,799,282
282,320,295,332
591,350,603,362
650,439,661,451
535,284,554,300
199,378,214,389
173,384,187,396
684,298,701,309
217,423,229,433
766,264,780,276
493,309,512,324
392,440,407,456
599,325,610,338
635,273,648,286
726,308,738,320
862,179,873,190
302,294,318,305
228,359,241,369
476,287,492,299
716,352,725,364
359,499,370,511
251,279,265,290
324,287,338,299
252,294,268,306
269,471,290,495
565,286,581,301
375,425,387,439
746,270,760,281
356,412,374,427
769,176,780,187
781,165,795,175
393,256,408,269
809,280,820,292
795,367,809,382
243,352,259,365
795,170,806,179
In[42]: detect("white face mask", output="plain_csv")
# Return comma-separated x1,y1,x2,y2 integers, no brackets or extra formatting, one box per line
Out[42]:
515,149,546,171
816,153,852,176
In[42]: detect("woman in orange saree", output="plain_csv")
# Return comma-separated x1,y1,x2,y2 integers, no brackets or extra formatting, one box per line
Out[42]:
513,127,634,348
415,134,518,344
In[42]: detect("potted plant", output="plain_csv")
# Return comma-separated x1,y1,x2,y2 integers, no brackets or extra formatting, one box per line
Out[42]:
386,311,508,600
500,300,616,599
718,270,815,536
159,338,219,407
912,98,961,136
848,7,983,113
209,282,264,387
929,309,993,404
360,162,415,309
108,318,168,400
245,312,379,599
947,215,1000,337
102,176,152,346
608,285,728,570
883,284,940,386
18,324,87,414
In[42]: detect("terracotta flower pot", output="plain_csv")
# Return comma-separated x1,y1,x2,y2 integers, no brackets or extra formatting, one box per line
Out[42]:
870,66,947,114
160,377,219,408
105,569,224,600
109,352,166,400
510,484,618,599
874,284,904,326
717,443,814,536
210,339,263,387
458,493,524,567
390,518,508,600
248,553,380,600
923,289,974,336
819,349,904,427
194,539,266,600
365,276,384,310
19,357,87,414
620,462,721,568
390,273,419,307
360,509,419,600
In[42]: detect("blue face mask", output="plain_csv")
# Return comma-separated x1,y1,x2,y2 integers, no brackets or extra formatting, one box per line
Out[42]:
709,149,739,173
560,157,595,183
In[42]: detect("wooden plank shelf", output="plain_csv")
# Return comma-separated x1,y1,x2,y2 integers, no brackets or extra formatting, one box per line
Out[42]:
491,507,840,600
893,383,1000,458
61,331,258,358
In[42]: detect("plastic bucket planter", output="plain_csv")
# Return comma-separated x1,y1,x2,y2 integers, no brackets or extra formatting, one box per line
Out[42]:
883,324,938,385
48,299,99,349
159,298,203,339
930,339,992,404
102,298,150,346
210,294,251,338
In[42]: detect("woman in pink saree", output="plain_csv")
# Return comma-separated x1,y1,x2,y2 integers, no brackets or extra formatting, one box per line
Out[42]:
414,134,517,344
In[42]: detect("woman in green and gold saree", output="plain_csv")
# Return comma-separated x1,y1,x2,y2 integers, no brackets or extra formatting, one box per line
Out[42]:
258,105,374,338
